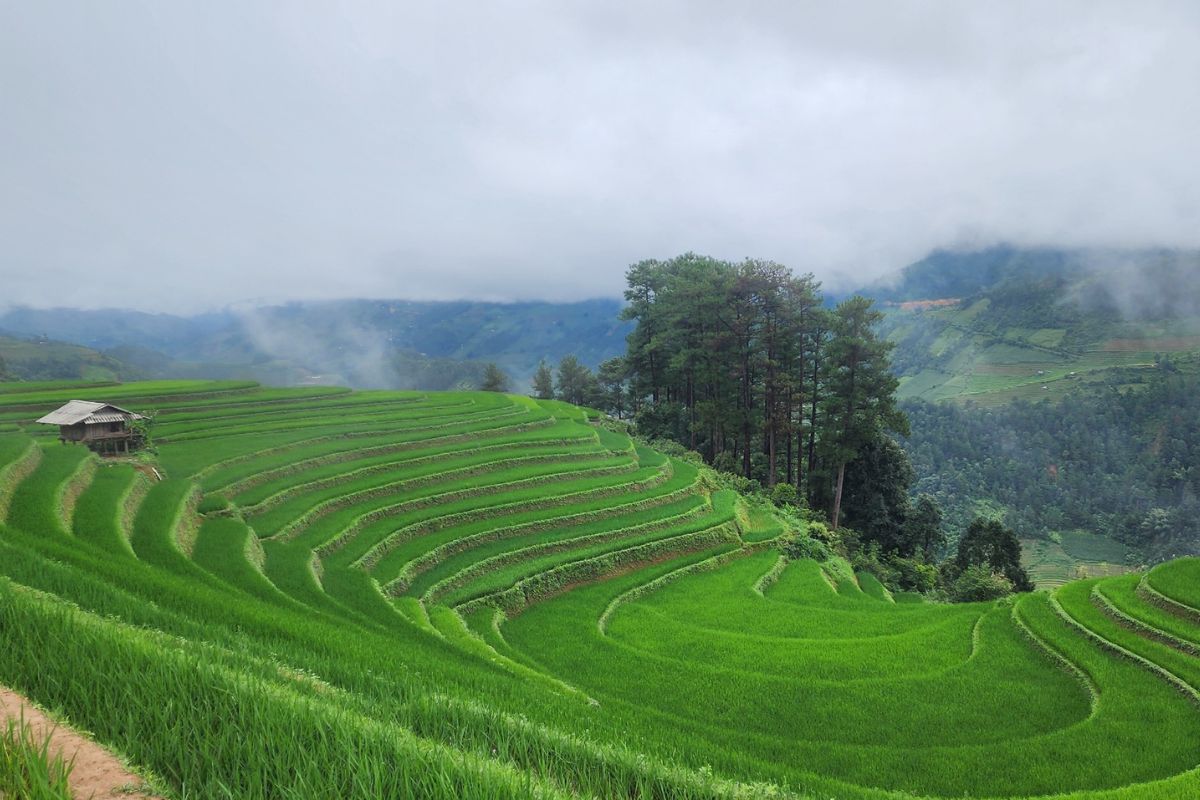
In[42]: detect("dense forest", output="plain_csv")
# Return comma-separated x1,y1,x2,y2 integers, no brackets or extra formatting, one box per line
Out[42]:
617,254,906,527
904,362,1200,562
525,253,1032,598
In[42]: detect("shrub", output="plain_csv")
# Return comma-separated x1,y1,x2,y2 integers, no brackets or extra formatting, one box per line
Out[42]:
886,555,939,594
951,564,1014,602
769,483,799,508
848,540,898,589
710,452,737,475
780,532,831,562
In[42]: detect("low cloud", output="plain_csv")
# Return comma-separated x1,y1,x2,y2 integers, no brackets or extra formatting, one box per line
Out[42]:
1067,250,1200,321
235,306,397,388
2,2,1199,311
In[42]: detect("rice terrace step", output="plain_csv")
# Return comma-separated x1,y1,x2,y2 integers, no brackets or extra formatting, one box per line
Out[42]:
0,379,1198,799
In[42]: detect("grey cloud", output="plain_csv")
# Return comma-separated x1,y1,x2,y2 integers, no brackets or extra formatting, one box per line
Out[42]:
2,1,1199,312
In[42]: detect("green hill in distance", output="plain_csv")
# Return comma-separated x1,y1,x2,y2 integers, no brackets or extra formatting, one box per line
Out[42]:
0,298,630,391
0,334,129,382
867,247,1200,586
873,246,1200,405
1,379,1199,799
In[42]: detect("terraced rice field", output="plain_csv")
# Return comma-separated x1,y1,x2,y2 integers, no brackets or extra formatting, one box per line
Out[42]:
1022,533,1135,589
0,380,1198,799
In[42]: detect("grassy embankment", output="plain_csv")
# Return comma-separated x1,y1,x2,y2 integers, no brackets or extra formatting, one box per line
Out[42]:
0,380,1197,799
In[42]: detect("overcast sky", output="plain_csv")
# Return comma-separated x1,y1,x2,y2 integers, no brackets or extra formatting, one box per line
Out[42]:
2,2,1199,312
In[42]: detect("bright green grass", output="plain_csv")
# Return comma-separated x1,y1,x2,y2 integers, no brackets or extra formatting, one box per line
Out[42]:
165,402,551,482
229,419,598,507
319,449,668,565
71,463,139,556
440,514,736,607
504,550,1114,797
1093,573,1200,649
855,570,894,602
194,411,566,494
403,495,708,599
242,439,611,531
362,457,695,589
159,398,506,442
1054,579,1200,687
0,380,258,411
250,452,635,541
1147,557,1200,612
0,435,33,469
741,504,784,543
505,551,1081,742
192,517,305,609
4,445,88,536
0,383,1198,800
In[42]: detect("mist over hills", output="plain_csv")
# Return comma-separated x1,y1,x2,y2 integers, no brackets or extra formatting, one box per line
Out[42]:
4,245,1199,395
4,244,1200,580
0,298,629,390
875,246,1200,405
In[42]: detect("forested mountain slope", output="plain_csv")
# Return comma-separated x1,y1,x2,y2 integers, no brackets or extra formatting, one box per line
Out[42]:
872,247,1200,581
905,366,1200,563
0,335,128,382
874,246,1200,405
0,299,629,390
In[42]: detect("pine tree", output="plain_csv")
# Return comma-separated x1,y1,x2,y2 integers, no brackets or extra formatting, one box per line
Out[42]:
555,355,595,406
819,296,907,529
906,494,947,561
531,360,554,399
595,357,628,418
479,363,509,393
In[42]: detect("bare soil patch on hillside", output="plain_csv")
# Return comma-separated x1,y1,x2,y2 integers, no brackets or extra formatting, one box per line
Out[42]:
1,686,162,799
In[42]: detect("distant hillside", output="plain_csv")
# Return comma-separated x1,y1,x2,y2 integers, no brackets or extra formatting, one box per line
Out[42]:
0,334,133,382
875,247,1200,405
869,247,1200,583
0,298,630,391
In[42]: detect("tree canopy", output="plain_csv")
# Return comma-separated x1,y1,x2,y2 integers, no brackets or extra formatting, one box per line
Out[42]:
619,253,907,532
479,363,509,393
953,516,1034,593
531,360,555,400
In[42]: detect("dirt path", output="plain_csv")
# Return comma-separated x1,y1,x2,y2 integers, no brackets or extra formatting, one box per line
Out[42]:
0,686,162,800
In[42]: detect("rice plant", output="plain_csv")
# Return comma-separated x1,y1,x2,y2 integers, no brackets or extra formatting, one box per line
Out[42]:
0,380,1196,800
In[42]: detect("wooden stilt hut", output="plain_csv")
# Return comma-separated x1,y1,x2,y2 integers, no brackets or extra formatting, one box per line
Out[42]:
36,400,146,455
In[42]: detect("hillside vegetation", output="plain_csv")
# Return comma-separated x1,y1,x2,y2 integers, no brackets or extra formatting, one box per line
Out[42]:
0,335,128,383
906,367,1200,566
862,249,1200,579
0,380,1198,798
877,247,1200,406
0,298,629,390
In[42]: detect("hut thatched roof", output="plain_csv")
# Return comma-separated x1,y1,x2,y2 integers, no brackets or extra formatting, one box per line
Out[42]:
36,400,145,426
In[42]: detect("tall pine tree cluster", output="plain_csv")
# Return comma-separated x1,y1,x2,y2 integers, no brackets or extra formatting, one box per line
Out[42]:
620,253,905,530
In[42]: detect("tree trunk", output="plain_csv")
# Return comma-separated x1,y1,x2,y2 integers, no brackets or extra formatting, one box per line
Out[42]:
785,409,794,488
741,351,752,479
687,372,696,450
767,426,776,487
807,343,820,479
832,461,846,529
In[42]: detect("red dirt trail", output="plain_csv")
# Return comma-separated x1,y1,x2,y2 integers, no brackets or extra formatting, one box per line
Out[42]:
1,686,162,799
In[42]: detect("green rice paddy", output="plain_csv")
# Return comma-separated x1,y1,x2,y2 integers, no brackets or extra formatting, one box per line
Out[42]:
0,380,1197,799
